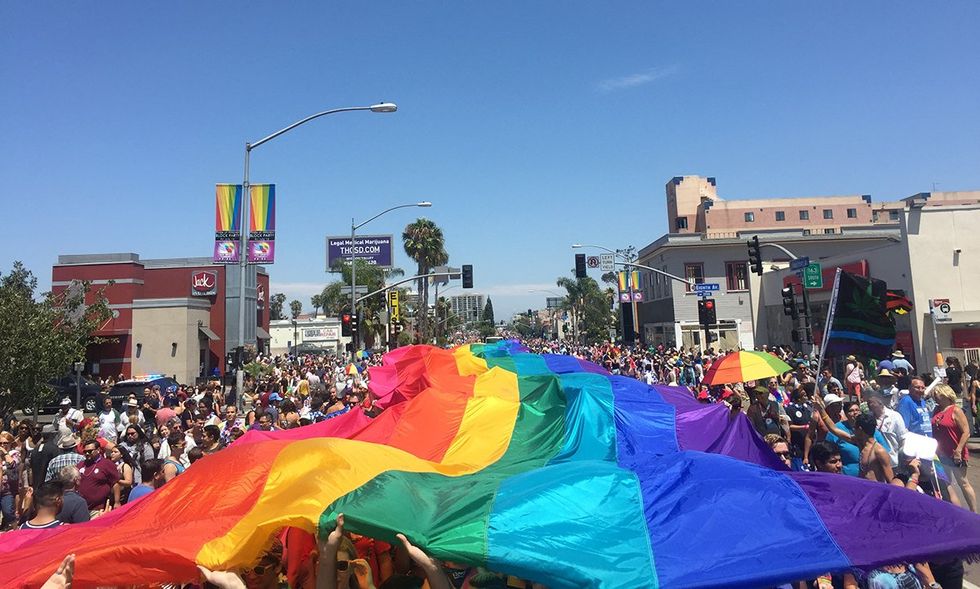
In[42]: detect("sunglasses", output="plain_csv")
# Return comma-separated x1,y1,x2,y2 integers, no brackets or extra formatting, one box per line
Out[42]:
335,560,350,572
775,451,791,458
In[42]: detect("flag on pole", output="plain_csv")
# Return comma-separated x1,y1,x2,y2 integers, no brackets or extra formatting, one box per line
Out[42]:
824,271,896,358
886,290,913,315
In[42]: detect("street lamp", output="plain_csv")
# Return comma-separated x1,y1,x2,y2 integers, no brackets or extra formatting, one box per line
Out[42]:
234,102,397,402
350,201,432,358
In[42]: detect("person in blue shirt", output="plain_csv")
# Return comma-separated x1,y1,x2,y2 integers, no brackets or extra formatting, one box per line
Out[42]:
127,459,165,503
897,377,932,437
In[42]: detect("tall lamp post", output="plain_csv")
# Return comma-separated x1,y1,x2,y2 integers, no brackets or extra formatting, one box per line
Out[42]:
350,202,432,358
235,102,397,401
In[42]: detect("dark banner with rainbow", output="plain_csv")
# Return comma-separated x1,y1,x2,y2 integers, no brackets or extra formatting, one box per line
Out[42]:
1,342,978,588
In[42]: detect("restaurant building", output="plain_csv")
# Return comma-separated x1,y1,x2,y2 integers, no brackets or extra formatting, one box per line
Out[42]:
52,253,270,384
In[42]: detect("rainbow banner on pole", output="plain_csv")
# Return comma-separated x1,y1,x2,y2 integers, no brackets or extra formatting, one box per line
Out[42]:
247,184,275,264
617,270,640,291
1,342,978,588
213,184,242,263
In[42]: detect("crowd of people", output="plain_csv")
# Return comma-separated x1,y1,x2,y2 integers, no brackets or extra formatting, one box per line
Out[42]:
2,339,979,588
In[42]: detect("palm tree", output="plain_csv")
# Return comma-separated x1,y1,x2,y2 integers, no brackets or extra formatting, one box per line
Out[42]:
402,218,446,342
310,294,323,318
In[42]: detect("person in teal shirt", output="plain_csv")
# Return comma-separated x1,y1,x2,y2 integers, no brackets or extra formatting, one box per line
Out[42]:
822,401,892,477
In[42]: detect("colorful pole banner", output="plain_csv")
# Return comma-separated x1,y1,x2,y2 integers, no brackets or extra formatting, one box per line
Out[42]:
213,184,242,264
247,184,276,264
617,271,642,291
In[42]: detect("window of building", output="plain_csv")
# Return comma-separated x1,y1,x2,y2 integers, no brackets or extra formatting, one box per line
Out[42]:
775,211,785,221
872,211,880,222
684,263,704,292
847,208,857,218
725,262,748,291
823,209,833,220
744,212,755,222
802,229,811,236
799,210,810,220
889,210,900,221
824,228,835,234
675,217,688,230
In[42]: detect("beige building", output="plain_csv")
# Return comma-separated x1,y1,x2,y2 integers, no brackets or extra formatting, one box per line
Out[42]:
130,299,214,385
635,176,980,366
667,175,897,237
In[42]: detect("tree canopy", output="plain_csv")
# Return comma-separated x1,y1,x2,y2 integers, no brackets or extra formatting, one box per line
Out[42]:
0,262,112,415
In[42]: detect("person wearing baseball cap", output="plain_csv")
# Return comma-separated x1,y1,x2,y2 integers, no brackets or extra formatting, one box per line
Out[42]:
267,393,282,426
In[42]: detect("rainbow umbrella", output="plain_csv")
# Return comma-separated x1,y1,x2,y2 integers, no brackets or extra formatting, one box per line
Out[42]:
702,350,794,385
345,363,360,375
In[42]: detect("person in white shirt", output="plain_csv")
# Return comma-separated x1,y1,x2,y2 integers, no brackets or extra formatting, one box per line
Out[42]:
55,398,84,434
117,398,145,435
96,398,120,443
868,393,907,467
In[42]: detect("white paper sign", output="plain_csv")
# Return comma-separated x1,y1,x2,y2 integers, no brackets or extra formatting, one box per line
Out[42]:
902,432,938,460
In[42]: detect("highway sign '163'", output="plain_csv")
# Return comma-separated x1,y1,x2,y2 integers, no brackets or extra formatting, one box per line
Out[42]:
803,263,822,289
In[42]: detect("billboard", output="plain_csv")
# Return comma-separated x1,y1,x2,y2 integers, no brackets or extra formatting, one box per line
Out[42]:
326,235,394,270
302,326,340,342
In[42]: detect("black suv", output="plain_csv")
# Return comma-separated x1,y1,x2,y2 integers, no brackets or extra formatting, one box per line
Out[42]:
106,376,179,408
25,375,106,414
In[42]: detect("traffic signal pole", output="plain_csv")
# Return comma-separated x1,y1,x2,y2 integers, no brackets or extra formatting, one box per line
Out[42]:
748,237,816,356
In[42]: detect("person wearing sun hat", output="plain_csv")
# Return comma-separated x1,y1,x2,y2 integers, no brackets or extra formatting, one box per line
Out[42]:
891,349,914,374
844,355,865,402
44,433,84,483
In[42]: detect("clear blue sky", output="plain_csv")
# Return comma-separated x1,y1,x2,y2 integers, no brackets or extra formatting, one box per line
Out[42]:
3,2,979,319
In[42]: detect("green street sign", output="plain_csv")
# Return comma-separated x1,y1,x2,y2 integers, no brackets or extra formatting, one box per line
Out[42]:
803,262,823,289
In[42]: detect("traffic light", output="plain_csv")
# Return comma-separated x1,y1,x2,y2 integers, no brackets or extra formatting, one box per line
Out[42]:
341,313,352,336
698,298,717,330
527,309,533,318
462,264,473,289
747,235,763,276
575,254,587,278
781,286,799,319
350,313,359,335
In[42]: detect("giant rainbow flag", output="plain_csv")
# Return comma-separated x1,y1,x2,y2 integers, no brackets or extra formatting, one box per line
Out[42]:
2,342,979,588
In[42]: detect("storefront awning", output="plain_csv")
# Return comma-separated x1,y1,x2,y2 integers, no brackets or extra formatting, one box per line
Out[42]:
198,326,220,341
256,326,271,340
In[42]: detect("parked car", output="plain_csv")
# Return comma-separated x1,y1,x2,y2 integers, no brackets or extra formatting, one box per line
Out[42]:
23,375,105,415
106,376,179,408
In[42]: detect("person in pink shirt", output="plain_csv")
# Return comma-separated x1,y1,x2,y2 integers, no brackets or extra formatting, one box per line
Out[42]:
154,398,177,429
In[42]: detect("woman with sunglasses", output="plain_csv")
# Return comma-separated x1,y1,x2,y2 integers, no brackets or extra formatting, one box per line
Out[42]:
15,420,36,453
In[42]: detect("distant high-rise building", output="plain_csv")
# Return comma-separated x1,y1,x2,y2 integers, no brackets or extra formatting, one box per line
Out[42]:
450,293,486,324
